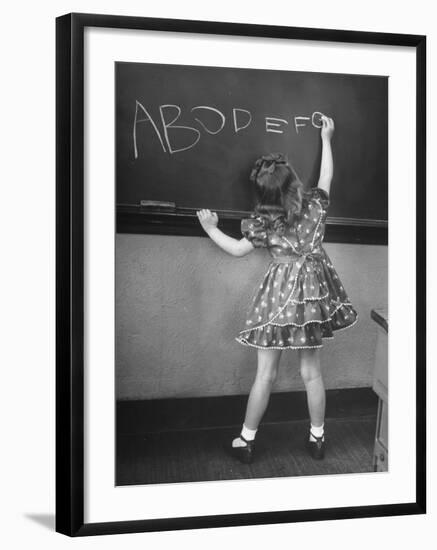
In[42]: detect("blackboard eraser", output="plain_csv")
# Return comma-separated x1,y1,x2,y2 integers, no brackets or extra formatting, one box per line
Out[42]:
140,200,176,211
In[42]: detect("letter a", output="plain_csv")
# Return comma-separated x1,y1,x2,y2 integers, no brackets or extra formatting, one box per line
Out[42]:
133,100,167,158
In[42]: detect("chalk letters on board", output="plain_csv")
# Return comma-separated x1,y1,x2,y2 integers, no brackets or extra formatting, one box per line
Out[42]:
233,108,252,133
118,63,388,221
133,101,167,157
191,106,226,135
133,101,326,158
159,105,201,154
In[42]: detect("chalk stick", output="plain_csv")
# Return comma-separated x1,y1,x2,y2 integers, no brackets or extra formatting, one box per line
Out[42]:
140,200,176,210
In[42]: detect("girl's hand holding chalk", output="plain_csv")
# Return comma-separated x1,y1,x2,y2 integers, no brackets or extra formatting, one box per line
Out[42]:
196,209,219,233
321,115,335,140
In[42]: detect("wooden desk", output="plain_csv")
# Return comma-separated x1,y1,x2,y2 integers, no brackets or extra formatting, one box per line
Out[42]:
371,308,388,471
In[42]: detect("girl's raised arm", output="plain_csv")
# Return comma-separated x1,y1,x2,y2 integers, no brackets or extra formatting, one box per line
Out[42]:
317,116,335,196
197,209,255,257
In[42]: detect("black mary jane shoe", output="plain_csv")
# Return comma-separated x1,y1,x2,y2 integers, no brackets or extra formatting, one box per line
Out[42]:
226,434,255,464
306,431,326,460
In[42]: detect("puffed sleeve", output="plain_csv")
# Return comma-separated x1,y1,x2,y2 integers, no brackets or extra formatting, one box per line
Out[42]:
241,217,268,248
309,187,330,211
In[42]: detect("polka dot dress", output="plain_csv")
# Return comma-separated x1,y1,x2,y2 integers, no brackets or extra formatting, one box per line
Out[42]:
236,187,358,350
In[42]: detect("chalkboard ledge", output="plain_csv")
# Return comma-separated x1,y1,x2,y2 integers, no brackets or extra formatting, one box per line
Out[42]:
116,205,387,245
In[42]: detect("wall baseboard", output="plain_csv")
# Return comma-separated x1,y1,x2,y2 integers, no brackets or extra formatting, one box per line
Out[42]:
117,387,378,436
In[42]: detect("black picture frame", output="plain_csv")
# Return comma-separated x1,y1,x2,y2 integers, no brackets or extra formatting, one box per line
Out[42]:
56,12,426,537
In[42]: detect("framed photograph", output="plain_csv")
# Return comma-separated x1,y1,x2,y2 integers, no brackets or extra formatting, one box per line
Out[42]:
56,12,426,536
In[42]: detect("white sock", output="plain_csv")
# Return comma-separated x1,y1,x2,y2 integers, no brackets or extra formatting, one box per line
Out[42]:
232,424,258,448
309,423,324,442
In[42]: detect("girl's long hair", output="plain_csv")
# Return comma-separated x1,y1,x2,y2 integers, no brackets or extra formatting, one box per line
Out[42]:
250,152,304,227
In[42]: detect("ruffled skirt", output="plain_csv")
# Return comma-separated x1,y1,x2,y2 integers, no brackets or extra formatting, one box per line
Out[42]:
236,249,358,350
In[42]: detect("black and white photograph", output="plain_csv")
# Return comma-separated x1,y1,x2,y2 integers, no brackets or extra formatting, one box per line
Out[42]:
115,62,388,486
52,9,425,537
1,0,432,545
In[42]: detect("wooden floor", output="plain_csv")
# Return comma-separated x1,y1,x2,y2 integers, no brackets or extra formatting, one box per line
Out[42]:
116,415,377,486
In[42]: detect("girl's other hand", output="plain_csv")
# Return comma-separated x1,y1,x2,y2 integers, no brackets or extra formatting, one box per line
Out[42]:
321,115,335,140
196,209,219,232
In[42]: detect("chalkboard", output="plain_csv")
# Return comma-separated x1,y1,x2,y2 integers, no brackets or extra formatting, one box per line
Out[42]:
116,62,388,224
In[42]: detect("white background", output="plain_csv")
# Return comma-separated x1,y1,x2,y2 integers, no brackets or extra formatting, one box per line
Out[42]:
0,0,433,548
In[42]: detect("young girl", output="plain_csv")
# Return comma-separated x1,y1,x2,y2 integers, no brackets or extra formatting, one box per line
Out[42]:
196,116,358,464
